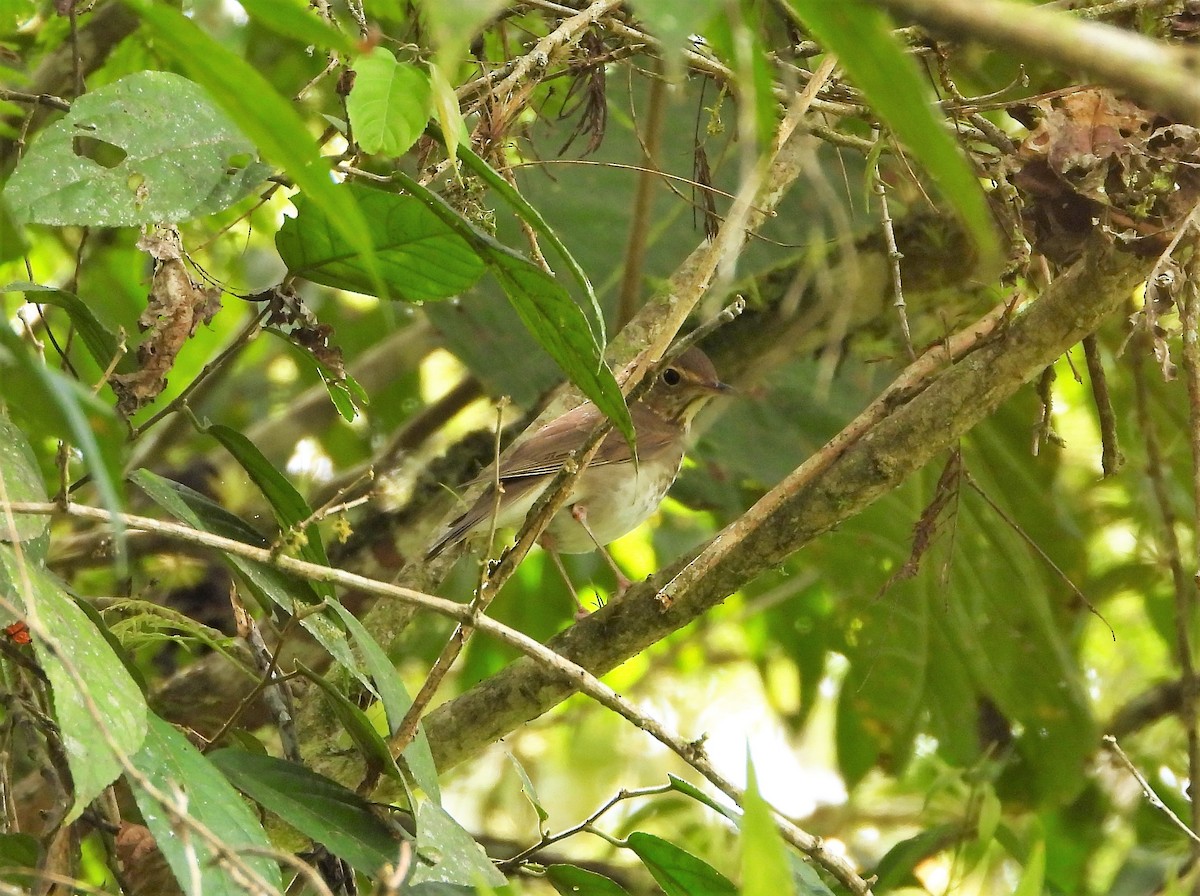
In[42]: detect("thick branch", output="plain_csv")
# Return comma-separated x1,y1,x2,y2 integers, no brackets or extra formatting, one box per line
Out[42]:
423,239,1150,771
872,0,1200,124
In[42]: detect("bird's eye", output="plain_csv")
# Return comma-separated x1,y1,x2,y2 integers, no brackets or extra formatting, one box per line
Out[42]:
662,367,682,386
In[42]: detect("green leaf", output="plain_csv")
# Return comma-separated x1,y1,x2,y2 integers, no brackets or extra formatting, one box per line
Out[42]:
392,168,633,448
1014,836,1046,896
2,71,267,226
348,49,432,157
626,832,737,896
276,182,485,301
0,545,148,822
205,423,333,599
450,135,604,346
871,824,960,891
508,752,549,828
0,833,40,872
209,749,400,875
0,198,27,263
128,468,373,693
3,281,127,375
128,715,282,896
788,854,836,896
546,865,631,896
235,0,357,55
326,601,442,803
410,800,507,888
0,328,126,565
740,757,796,896
121,0,383,293
296,661,404,783
784,1,1002,275
667,773,736,821
0,412,49,545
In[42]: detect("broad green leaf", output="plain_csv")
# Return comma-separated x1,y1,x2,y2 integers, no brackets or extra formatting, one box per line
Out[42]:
0,328,126,564
276,182,485,301
128,468,373,694
626,832,737,896
392,169,633,448
209,749,400,875
0,545,147,822
327,601,442,803
546,865,631,896
3,71,268,226
740,757,796,896
235,0,357,55
784,1,1002,274
3,281,128,376
410,800,507,887
296,661,404,783
121,0,382,293
348,49,432,157
489,255,632,448
0,413,49,544
128,715,282,896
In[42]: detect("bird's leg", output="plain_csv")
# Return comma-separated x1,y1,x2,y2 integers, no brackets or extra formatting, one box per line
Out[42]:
570,504,633,596
541,541,594,619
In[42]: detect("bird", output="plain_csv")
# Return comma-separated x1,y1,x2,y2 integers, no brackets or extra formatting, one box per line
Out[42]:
425,346,730,589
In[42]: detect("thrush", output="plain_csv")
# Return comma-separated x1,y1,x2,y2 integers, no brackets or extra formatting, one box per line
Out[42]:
425,346,730,581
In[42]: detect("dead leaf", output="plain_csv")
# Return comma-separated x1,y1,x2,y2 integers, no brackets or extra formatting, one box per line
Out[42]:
115,822,184,896
1009,89,1200,263
111,230,221,417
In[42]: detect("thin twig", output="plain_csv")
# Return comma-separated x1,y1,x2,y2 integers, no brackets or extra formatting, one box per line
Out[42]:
1103,735,1200,846
1132,349,1200,854
0,498,871,894
963,471,1113,638
1082,334,1123,476
872,150,915,360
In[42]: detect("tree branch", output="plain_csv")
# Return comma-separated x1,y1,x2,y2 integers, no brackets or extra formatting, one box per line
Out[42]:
422,238,1151,771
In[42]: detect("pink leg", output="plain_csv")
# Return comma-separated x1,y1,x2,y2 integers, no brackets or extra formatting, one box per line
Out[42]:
570,504,633,596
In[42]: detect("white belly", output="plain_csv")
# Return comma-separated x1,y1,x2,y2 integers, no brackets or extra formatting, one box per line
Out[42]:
542,453,684,553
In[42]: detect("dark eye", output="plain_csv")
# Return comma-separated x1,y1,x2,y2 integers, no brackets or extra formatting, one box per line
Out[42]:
662,367,682,386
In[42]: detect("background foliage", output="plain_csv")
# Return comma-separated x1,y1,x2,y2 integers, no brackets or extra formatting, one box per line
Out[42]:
2,0,1200,894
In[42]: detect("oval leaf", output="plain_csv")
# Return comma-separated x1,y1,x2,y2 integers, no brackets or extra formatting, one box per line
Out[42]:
128,715,282,896
348,49,433,157
277,182,485,301
209,749,400,875
3,71,266,226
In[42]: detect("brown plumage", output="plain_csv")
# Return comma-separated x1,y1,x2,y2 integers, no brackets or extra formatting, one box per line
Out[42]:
426,346,729,560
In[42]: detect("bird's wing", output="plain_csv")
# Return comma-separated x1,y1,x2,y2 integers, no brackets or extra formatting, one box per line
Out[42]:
496,403,673,479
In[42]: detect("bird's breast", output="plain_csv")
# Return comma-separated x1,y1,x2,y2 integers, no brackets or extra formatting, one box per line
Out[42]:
544,449,686,553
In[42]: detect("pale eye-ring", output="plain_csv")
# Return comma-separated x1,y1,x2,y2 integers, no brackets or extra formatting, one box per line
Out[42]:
662,367,682,386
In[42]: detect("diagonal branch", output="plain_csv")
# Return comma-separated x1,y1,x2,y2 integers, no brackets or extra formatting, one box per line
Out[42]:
422,238,1152,772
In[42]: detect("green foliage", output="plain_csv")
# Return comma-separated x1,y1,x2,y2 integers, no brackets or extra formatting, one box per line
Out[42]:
128,715,282,896
3,71,268,226
209,749,399,875
2,1,1196,894
347,49,433,157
